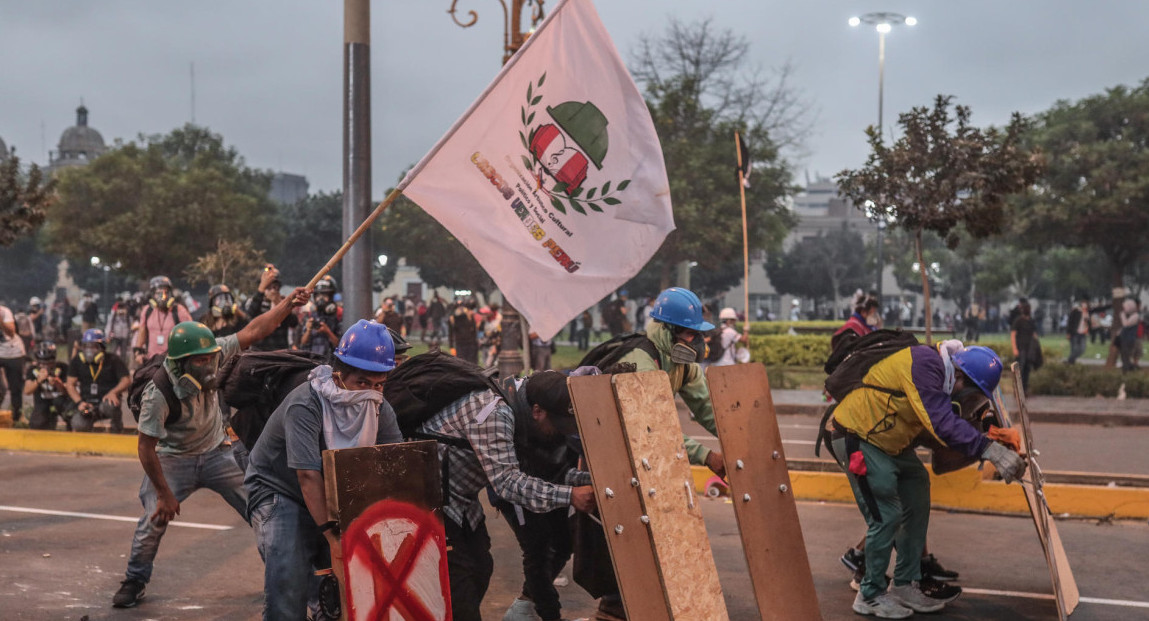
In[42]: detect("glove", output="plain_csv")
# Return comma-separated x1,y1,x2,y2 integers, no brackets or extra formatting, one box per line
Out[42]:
982,441,1027,484
987,425,1022,453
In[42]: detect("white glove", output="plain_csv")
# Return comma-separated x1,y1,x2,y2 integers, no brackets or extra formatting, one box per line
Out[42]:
982,441,1027,484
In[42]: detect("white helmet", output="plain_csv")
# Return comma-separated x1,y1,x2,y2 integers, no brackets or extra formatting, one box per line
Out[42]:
719,307,738,321
29,297,42,307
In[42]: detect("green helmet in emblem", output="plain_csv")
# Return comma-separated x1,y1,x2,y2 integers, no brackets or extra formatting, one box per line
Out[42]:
546,101,609,169
166,322,222,360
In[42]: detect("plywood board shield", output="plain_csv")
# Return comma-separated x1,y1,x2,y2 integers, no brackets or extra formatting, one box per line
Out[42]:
568,374,673,621
322,440,448,621
613,371,729,621
1008,364,1079,620
706,363,822,621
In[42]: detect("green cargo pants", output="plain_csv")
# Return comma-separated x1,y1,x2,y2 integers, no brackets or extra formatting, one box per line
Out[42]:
832,435,930,600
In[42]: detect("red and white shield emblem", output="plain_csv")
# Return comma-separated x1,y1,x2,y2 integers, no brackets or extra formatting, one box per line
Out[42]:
341,500,452,621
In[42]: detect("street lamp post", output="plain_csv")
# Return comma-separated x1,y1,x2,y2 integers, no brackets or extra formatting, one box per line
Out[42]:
849,12,916,306
447,0,546,376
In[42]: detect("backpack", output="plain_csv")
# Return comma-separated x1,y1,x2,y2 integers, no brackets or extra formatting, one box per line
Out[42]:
218,349,327,449
815,329,918,459
382,350,502,439
576,332,660,371
127,354,183,427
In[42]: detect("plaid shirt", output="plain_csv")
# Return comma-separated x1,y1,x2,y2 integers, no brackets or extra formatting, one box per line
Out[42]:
419,389,591,529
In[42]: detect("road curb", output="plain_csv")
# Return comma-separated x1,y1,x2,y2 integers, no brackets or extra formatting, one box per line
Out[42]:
772,403,1149,426
0,429,136,457
690,465,1149,520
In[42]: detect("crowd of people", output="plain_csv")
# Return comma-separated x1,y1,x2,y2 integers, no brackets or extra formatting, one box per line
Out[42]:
0,273,1084,620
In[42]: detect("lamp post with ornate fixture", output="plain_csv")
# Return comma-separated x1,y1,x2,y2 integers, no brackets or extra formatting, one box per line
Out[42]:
849,12,916,306
445,0,546,376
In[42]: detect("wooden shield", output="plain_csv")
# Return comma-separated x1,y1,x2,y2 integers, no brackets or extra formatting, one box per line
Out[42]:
706,363,822,621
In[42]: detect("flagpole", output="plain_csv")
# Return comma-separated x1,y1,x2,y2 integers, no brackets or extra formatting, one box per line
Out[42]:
735,131,750,335
307,186,405,290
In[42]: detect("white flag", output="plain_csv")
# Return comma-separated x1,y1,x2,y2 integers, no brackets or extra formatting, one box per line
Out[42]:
400,0,674,341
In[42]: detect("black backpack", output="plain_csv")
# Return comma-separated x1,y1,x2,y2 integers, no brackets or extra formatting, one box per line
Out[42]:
127,354,183,427
577,332,660,370
823,329,919,401
218,349,327,449
382,350,502,439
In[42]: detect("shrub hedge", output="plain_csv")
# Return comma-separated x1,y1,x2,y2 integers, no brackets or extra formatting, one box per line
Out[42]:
748,334,832,367
1028,364,1148,398
746,321,841,336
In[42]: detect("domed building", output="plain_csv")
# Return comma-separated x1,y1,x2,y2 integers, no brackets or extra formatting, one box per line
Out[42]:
47,104,106,173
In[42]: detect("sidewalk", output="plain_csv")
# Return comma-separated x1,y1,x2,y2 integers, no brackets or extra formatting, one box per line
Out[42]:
770,389,1149,426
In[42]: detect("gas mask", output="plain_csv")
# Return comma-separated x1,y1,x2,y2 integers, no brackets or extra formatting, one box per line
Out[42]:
80,345,103,363
177,355,220,393
152,288,174,309
315,294,337,316
670,334,707,365
211,293,237,318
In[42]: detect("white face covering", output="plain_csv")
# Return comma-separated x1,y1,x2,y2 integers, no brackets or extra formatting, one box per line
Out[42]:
309,365,382,450
937,340,964,395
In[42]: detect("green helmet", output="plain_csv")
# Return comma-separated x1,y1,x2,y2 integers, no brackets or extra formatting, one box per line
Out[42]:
166,322,222,360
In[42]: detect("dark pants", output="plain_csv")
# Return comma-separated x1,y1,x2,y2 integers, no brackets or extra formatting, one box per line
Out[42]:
576,329,589,351
0,356,24,421
445,516,493,621
494,501,573,621
30,397,73,430
71,400,124,433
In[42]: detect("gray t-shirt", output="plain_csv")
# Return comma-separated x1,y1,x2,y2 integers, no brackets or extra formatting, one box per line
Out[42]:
244,381,403,515
0,306,26,359
137,334,240,455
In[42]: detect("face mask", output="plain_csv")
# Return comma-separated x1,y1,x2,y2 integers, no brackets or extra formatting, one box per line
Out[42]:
154,289,172,306
865,313,879,326
211,294,236,318
670,341,701,365
315,295,337,315
81,346,102,362
179,356,219,393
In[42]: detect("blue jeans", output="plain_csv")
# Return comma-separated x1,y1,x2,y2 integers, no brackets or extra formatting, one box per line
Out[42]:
124,444,248,583
250,492,330,621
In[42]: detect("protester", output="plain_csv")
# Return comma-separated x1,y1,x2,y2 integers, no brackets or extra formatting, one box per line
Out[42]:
0,301,28,422
1010,301,1039,393
1066,299,1091,364
244,319,401,620
80,292,100,331
830,343,1026,617
449,299,480,364
105,296,135,362
245,266,299,352
415,369,596,621
24,341,70,430
66,329,129,433
134,276,194,363
1119,297,1141,372
300,275,341,357
528,331,553,370
604,291,628,336
375,298,403,333
112,287,310,609
427,292,447,344
200,283,250,338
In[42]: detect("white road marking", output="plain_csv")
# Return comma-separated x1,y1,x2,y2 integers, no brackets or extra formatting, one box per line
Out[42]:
964,587,1149,609
0,505,233,531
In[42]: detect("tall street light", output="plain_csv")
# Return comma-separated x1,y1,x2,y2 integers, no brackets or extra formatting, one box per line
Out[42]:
446,0,546,376
849,12,916,306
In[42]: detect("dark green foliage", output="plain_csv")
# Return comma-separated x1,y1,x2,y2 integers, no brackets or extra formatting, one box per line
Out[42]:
0,151,54,247
765,224,868,311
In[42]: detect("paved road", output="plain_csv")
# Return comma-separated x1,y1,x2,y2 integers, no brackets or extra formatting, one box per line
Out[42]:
2,450,1147,620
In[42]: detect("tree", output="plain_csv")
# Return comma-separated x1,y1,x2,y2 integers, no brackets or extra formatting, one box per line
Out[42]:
836,95,1041,342
627,19,802,294
765,224,869,316
376,193,496,300
0,235,61,305
0,151,55,247
185,238,267,287
1013,80,1149,364
44,125,283,282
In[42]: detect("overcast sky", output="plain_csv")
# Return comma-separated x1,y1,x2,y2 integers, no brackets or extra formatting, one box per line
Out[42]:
3,1,1146,195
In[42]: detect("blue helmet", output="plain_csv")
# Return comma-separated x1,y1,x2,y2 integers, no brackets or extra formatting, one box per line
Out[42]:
81,329,106,345
334,320,396,372
649,287,714,332
952,346,1003,400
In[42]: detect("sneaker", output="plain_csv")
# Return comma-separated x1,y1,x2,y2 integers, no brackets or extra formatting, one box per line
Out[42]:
919,576,962,603
851,592,913,619
112,579,146,608
920,553,959,581
849,567,864,591
841,547,865,572
503,598,542,621
888,582,946,613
